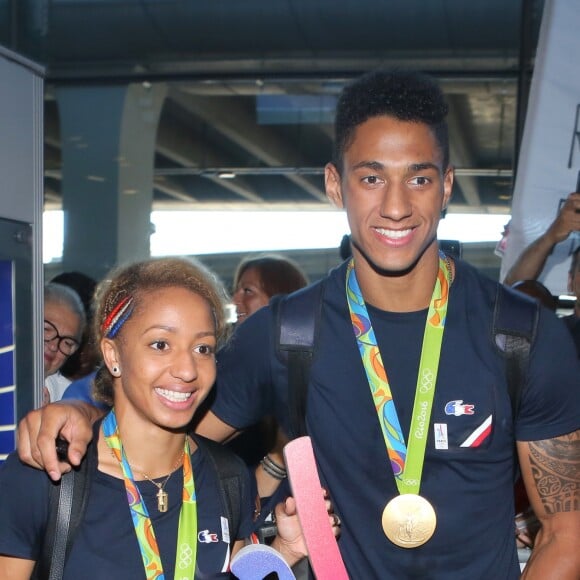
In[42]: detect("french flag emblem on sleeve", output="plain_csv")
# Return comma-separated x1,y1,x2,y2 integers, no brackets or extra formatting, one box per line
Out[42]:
460,415,493,448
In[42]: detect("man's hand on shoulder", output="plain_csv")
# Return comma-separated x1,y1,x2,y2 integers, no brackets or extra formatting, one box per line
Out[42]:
17,400,103,481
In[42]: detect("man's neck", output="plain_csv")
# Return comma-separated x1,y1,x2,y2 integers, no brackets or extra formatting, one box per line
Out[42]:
352,250,441,313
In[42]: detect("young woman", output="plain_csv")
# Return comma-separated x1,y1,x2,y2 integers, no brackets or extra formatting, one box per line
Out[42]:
0,257,323,579
232,254,308,325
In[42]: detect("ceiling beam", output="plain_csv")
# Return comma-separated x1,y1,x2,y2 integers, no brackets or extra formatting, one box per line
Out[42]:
446,96,481,207
170,88,327,202
157,104,264,202
153,178,198,202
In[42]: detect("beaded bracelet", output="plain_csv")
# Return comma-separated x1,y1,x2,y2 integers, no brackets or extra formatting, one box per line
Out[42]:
260,455,287,480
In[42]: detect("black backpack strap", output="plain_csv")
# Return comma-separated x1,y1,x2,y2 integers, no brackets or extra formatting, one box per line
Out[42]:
192,433,246,544
493,284,539,418
272,281,325,439
38,471,75,580
33,438,96,580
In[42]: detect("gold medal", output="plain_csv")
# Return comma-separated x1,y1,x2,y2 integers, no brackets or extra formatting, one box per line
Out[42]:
382,494,436,548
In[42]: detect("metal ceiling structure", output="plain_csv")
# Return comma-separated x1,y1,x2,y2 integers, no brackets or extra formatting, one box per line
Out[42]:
3,0,545,218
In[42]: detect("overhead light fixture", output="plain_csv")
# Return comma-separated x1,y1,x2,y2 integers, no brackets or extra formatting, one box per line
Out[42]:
217,172,236,179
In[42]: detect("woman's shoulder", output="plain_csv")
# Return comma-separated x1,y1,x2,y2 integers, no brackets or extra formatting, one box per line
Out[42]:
0,451,51,546
192,434,249,476
0,451,51,488
191,434,253,536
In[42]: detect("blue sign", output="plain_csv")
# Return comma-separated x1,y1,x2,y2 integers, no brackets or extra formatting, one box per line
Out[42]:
0,259,15,461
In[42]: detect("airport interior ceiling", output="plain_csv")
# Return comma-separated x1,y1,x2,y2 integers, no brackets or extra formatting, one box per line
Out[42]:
3,0,546,283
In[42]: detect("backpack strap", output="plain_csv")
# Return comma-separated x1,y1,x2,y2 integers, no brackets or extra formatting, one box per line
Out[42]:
493,284,539,418
192,433,247,544
272,280,325,439
33,438,96,580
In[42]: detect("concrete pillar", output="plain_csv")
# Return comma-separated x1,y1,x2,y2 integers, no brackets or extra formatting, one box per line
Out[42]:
57,83,167,280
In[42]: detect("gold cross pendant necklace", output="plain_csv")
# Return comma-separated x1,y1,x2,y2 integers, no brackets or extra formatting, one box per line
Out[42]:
140,451,184,513
111,444,185,513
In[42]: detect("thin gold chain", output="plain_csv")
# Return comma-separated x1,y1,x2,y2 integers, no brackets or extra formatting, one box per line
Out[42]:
109,438,186,512
138,448,185,491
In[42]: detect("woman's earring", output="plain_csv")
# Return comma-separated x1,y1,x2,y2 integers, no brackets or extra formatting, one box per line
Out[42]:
111,365,121,376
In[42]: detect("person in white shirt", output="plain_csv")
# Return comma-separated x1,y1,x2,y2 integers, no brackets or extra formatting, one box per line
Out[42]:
43,283,86,404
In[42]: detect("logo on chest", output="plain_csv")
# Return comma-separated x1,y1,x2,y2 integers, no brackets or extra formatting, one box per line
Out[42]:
198,529,219,543
444,399,475,416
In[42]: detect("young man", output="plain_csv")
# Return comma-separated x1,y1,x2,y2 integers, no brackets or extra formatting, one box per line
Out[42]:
17,70,580,578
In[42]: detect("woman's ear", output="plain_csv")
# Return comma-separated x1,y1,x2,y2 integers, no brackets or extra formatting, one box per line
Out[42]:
101,339,120,375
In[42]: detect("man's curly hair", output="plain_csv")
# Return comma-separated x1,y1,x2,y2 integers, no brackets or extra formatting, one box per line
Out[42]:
333,69,450,172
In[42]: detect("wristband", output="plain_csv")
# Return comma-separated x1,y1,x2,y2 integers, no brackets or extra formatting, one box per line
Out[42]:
260,455,287,480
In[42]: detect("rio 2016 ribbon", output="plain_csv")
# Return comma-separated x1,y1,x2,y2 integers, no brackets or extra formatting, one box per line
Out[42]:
103,409,197,579
346,254,451,496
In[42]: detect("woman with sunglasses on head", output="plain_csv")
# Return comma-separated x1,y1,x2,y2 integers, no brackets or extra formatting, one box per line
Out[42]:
43,283,86,405
0,257,326,579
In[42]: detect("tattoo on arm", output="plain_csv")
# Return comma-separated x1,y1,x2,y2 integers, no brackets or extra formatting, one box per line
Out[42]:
528,432,580,514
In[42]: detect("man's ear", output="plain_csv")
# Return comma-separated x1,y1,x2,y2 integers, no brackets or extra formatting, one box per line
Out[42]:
442,166,454,211
101,338,119,374
325,162,344,209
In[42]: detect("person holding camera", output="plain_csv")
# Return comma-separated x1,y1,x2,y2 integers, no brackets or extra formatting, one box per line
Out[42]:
504,191,580,356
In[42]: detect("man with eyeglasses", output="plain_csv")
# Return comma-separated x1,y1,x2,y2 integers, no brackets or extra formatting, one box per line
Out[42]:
43,283,86,405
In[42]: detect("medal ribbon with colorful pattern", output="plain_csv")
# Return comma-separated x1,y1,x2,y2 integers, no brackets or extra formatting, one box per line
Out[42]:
103,409,197,579
346,254,451,495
